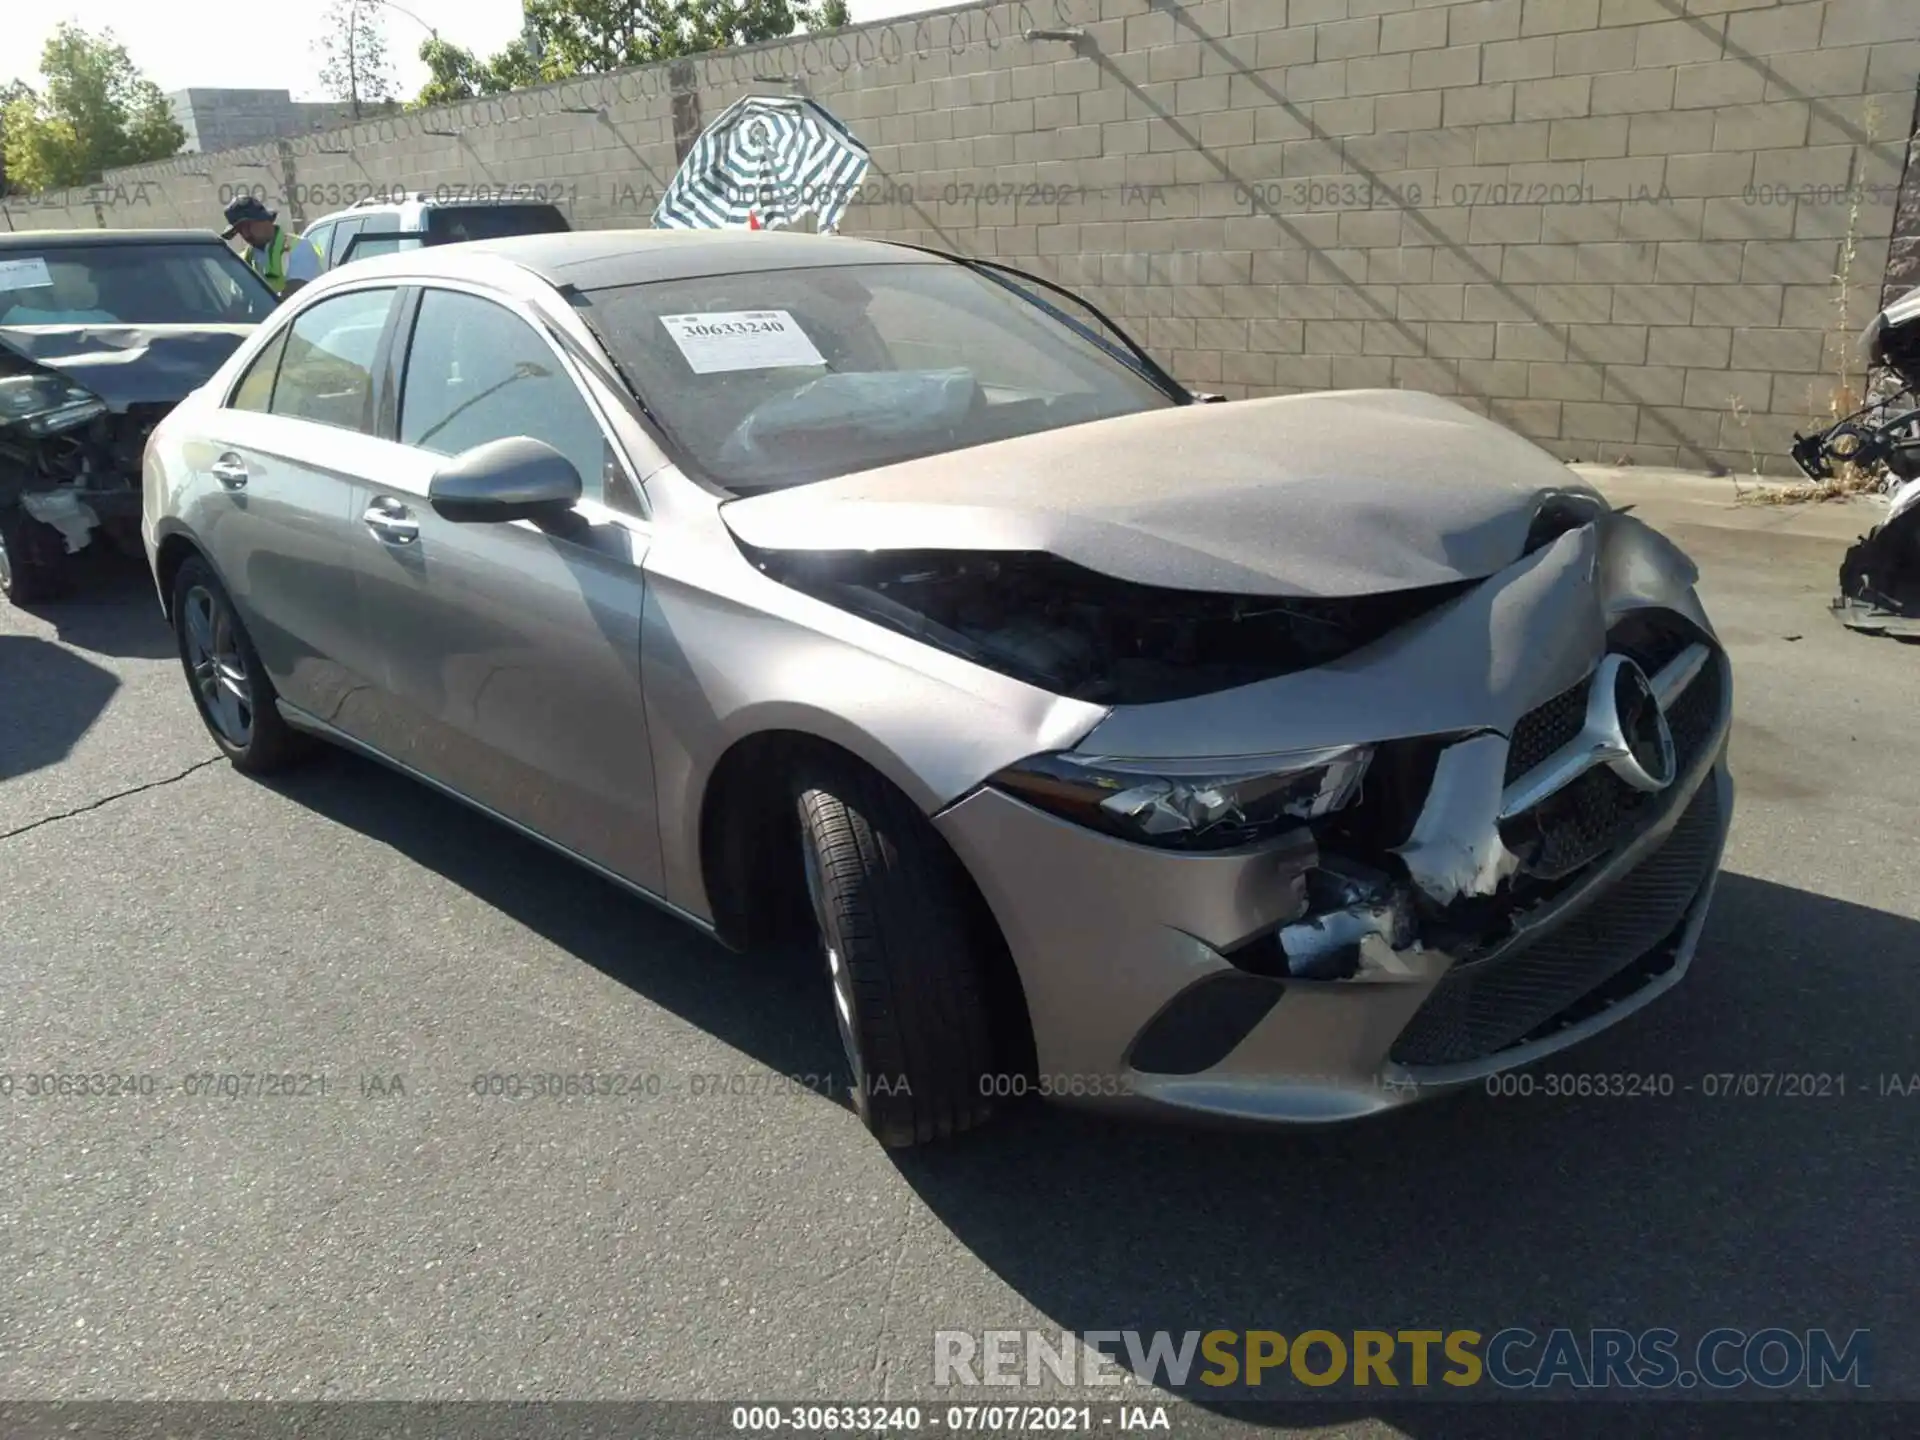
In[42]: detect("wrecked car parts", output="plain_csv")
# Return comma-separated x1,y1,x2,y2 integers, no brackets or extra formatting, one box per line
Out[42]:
1803,288,1920,638
0,357,149,604
1228,621,1726,1009
1833,476,1920,638
0,231,270,606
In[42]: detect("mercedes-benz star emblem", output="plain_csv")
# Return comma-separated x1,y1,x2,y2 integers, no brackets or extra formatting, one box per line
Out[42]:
1597,654,1676,792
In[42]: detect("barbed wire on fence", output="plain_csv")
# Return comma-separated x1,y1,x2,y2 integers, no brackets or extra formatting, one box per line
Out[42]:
8,0,1096,203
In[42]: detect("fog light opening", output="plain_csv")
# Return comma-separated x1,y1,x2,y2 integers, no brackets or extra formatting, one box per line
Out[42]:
1273,858,1418,981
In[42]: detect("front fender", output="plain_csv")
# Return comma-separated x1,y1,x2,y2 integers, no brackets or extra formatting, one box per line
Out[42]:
637,513,1107,921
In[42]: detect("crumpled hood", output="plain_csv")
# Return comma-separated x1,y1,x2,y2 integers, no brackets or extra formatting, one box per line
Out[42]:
721,388,1606,597
0,324,255,412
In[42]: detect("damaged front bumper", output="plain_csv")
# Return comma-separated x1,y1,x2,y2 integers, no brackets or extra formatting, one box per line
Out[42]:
17,486,134,549
1831,476,1920,639
1,409,154,568
933,519,1735,1124
1,451,145,584
1,341,187,575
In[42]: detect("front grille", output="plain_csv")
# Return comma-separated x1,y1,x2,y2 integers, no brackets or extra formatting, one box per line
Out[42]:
1390,778,1723,1068
1524,767,1646,878
1504,679,1587,784
1501,619,1726,879
1665,655,1722,761
1504,611,1714,788
1610,609,1697,674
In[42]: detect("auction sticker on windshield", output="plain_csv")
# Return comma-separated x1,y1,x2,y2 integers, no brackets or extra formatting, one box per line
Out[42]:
0,257,54,290
660,310,825,373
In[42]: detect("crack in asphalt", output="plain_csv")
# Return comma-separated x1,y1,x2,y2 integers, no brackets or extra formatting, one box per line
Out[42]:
0,756,223,843
870,1203,914,1400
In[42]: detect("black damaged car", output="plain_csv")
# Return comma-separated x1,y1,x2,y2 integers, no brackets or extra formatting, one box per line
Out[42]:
0,229,275,605
1797,286,1920,638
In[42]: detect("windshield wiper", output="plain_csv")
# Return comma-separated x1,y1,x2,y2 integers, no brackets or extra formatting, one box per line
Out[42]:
881,243,1192,404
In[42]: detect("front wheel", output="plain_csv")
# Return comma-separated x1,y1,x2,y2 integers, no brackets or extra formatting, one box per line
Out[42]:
171,555,309,773
794,761,1000,1147
0,503,69,606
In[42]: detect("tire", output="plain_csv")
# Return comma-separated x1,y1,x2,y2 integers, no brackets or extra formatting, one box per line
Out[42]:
0,503,69,606
795,760,1000,1147
171,555,309,774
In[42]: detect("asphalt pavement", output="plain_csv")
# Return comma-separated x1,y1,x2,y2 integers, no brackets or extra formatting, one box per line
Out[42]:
2,472,1916,1432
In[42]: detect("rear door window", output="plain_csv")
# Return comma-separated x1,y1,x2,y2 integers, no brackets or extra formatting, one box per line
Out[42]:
303,222,337,270
329,217,367,265
267,288,397,432
351,234,423,262
424,205,570,245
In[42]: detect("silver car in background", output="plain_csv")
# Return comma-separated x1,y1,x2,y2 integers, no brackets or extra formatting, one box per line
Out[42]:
143,231,1733,1147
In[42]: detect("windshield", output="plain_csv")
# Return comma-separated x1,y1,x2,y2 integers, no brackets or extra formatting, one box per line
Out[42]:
0,244,275,326
426,204,571,244
575,260,1176,492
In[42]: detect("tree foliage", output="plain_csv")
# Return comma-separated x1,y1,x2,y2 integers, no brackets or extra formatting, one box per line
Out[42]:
315,0,400,120
0,80,35,193
410,0,852,107
413,38,545,109
526,0,851,69
1,27,183,192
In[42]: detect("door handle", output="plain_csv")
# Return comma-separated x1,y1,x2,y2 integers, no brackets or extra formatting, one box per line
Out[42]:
210,453,249,489
362,497,420,545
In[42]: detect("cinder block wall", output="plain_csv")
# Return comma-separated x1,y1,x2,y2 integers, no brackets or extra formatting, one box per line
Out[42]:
6,0,1915,475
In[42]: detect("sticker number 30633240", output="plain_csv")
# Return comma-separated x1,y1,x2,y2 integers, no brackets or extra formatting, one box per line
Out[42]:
659,309,826,373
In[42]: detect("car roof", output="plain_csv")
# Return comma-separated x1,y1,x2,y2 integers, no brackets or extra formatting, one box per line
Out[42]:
0,229,231,249
326,228,933,291
304,195,568,230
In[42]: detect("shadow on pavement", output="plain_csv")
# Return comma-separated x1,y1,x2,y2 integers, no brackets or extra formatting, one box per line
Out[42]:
885,871,1918,1411
245,745,1917,1414
262,746,849,1092
11,550,176,661
0,634,121,782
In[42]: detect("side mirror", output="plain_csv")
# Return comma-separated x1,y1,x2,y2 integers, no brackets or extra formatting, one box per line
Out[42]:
428,436,583,525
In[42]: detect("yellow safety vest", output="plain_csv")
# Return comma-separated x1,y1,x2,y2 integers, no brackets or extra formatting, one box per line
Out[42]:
244,229,294,295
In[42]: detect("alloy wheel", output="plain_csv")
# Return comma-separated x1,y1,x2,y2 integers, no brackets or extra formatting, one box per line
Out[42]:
181,584,254,747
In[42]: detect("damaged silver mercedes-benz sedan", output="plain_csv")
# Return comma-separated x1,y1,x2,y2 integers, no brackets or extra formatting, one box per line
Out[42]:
144,231,1733,1146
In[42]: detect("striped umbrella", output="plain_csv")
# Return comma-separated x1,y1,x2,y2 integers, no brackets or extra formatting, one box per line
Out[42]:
653,94,870,233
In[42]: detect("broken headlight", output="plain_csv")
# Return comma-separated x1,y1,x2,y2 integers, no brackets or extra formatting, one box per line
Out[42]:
0,373,108,437
991,745,1372,850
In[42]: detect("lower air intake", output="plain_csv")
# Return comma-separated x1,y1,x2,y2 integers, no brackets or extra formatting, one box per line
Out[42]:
1390,778,1722,1069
